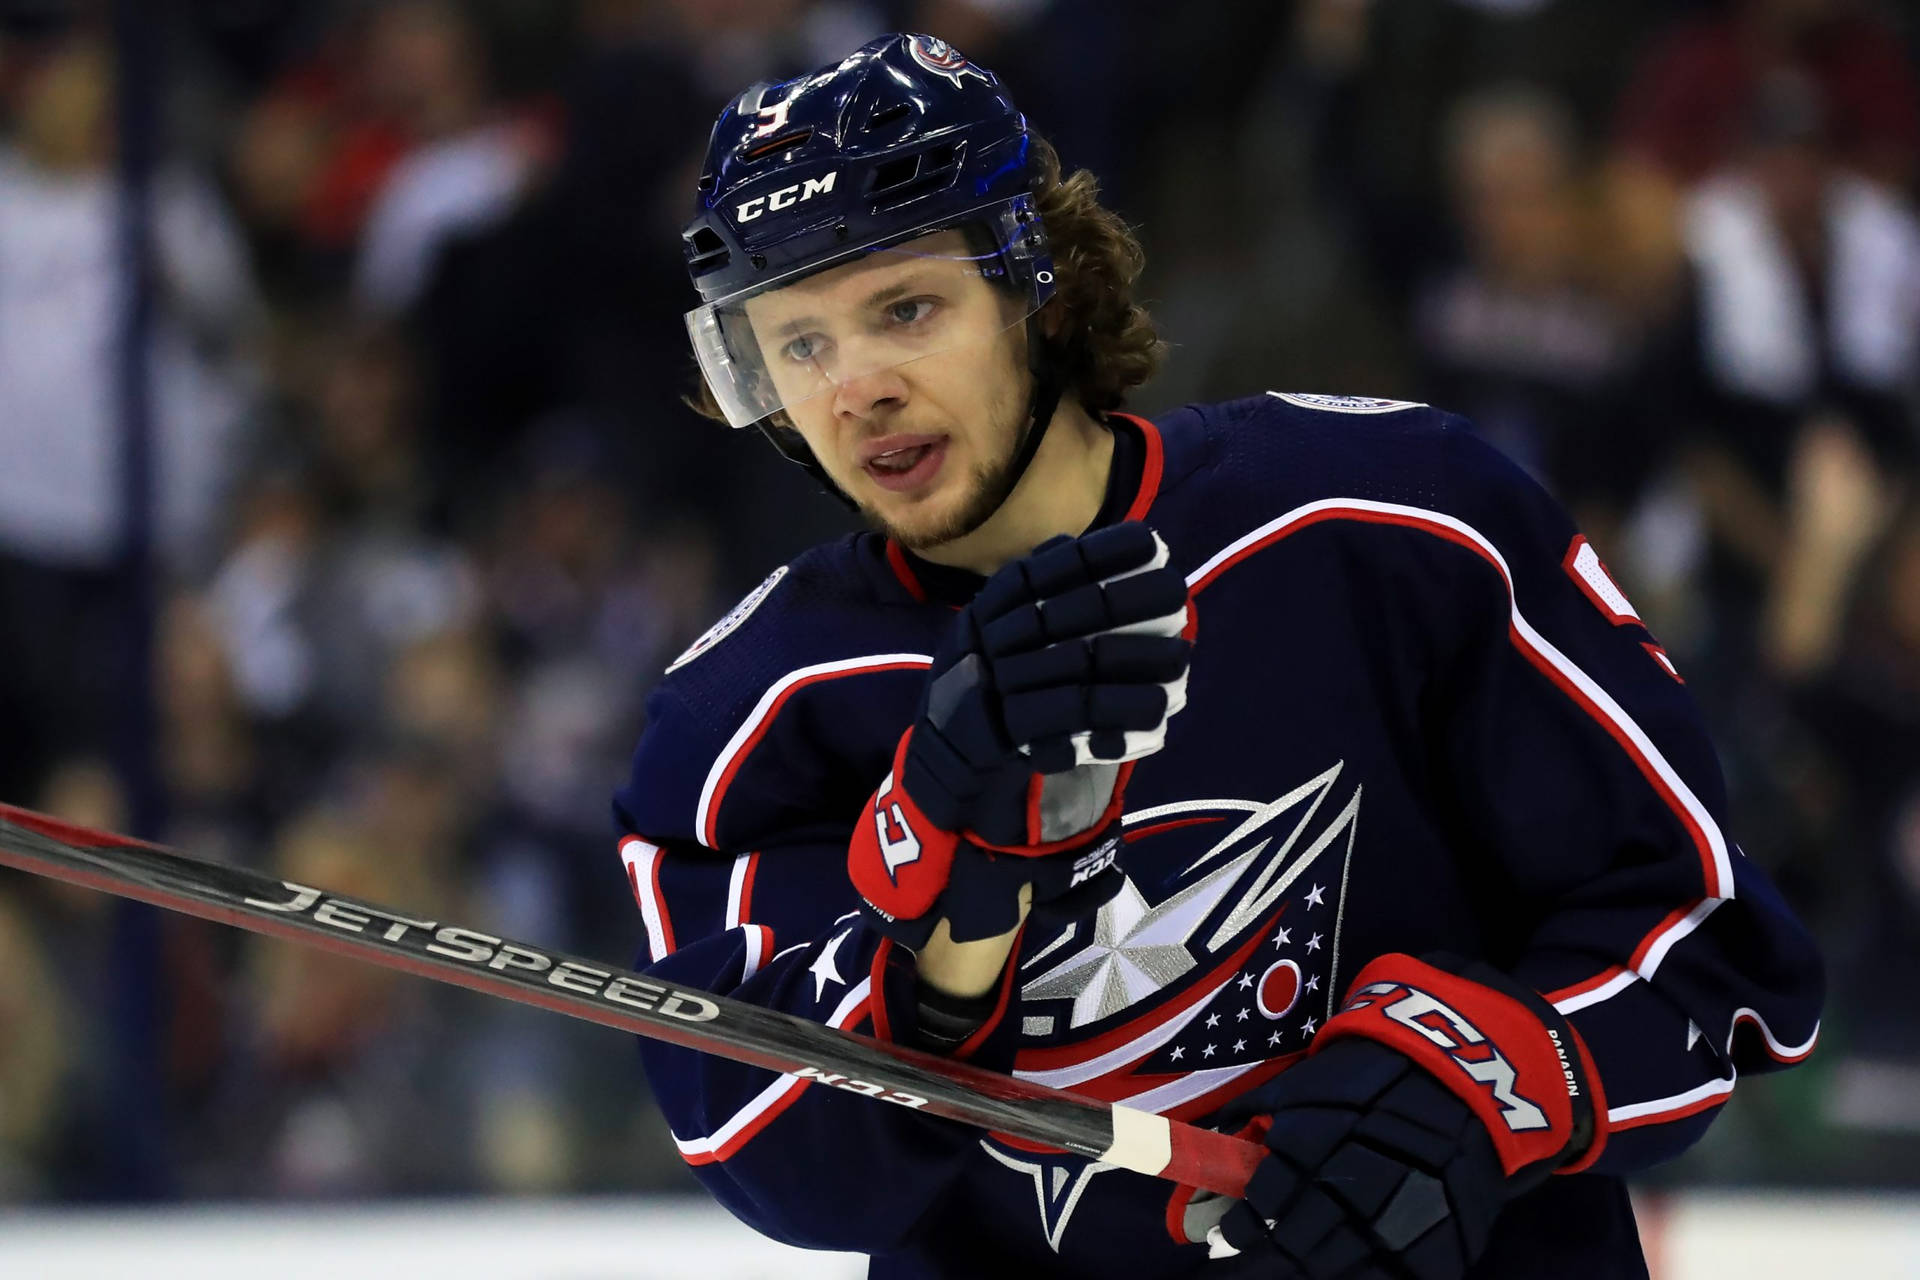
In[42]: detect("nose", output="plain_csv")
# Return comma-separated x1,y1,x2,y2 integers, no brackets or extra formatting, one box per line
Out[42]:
831,364,910,422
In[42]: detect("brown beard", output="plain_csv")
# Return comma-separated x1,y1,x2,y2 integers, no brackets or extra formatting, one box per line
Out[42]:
864,333,1035,552
866,436,1026,552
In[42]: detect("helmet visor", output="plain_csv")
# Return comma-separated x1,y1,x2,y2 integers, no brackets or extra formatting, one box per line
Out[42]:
687,198,1054,429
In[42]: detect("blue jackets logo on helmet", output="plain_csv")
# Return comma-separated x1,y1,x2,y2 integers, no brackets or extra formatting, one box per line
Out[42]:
908,35,990,87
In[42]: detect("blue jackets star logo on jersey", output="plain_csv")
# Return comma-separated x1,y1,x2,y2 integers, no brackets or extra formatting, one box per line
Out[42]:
1011,763,1360,1119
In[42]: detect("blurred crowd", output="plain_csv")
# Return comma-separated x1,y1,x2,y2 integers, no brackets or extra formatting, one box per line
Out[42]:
0,0,1916,1201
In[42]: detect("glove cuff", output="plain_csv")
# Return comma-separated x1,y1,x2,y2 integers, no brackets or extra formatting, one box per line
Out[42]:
963,761,1135,855
848,730,962,946
1313,953,1606,1181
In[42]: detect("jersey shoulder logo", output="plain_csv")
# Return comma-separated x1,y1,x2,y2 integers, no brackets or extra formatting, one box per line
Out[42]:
666,565,790,673
1266,392,1426,415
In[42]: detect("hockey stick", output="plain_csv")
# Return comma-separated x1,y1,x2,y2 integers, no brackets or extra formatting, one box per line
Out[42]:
0,802,1262,1198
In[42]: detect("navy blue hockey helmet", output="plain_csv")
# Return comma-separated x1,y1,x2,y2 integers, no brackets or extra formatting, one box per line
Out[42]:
682,34,1068,495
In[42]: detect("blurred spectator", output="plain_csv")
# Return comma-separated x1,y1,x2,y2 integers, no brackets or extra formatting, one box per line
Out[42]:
0,890,72,1198
1791,507,1920,1134
1287,0,1672,302
1412,85,1646,529
206,326,480,754
1609,0,1920,301
0,24,262,802
1617,0,1920,192
194,809,473,1197
157,592,268,865
412,21,854,577
1647,68,1920,676
350,0,548,315
229,1,551,309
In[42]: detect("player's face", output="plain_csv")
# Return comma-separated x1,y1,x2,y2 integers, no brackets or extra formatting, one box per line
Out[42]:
743,231,1031,550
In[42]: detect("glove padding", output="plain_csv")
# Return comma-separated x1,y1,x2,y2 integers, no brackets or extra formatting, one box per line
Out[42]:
1208,1039,1507,1279
1206,955,1603,1280
850,523,1192,947
905,521,1191,835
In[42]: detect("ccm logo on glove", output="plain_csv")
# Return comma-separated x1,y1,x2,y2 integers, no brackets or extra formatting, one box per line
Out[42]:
1314,954,1603,1178
1340,980,1549,1133
872,770,923,881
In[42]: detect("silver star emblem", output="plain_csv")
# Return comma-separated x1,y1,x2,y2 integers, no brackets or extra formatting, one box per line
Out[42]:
1205,1012,1221,1029
1237,972,1255,990
1202,1044,1216,1058
1306,974,1320,992
1273,925,1291,947
1305,932,1323,953
1268,1031,1285,1047
1233,1039,1246,1053
1170,1046,1184,1061
1021,873,1226,1029
1236,1008,1250,1022
1300,1015,1318,1038
1305,884,1326,909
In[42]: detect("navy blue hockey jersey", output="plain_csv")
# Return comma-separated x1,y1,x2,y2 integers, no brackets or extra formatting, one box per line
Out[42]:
612,393,1822,1279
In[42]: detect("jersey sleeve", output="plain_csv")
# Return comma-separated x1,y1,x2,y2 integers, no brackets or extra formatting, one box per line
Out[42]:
611,675,1018,1254
1413,425,1824,1175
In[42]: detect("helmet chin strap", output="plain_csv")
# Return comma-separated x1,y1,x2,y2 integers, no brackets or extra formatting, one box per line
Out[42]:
758,313,1072,523
755,418,859,511
998,312,1070,511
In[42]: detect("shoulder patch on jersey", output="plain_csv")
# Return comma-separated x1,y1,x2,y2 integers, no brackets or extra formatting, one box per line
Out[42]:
1267,392,1427,415
667,565,789,673
1562,535,1641,626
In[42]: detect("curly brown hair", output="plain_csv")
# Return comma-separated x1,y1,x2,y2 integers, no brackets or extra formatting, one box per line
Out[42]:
685,134,1162,423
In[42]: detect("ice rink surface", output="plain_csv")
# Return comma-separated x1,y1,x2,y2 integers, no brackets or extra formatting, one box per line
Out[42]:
0,1192,1914,1279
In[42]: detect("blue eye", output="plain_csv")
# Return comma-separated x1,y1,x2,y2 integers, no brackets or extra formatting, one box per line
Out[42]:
888,299,935,326
782,334,822,362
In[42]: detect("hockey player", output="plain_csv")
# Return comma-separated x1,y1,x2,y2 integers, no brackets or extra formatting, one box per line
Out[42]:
613,33,1822,1279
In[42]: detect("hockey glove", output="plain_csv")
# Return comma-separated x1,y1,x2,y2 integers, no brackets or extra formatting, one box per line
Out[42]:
849,523,1192,948
1206,954,1604,1280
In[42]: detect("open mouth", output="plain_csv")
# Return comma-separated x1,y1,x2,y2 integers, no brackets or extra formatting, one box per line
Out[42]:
869,444,934,474
862,438,948,492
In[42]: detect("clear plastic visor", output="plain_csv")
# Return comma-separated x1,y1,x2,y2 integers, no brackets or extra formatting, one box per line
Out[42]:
687,201,1053,429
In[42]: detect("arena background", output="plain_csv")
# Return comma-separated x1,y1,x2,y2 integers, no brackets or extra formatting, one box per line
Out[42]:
0,0,1915,1273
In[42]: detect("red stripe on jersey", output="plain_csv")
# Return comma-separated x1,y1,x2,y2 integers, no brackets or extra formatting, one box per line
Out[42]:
1630,900,1705,973
620,835,677,960
885,539,927,601
1188,503,1730,902
650,848,677,956
868,938,897,1044
1731,1010,1819,1063
699,657,933,847
1607,1085,1732,1132
1112,412,1165,521
1123,814,1226,844
1545,964,1632,1006
677,987,875,1165
1501,628,1722,899
740,852,759,919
